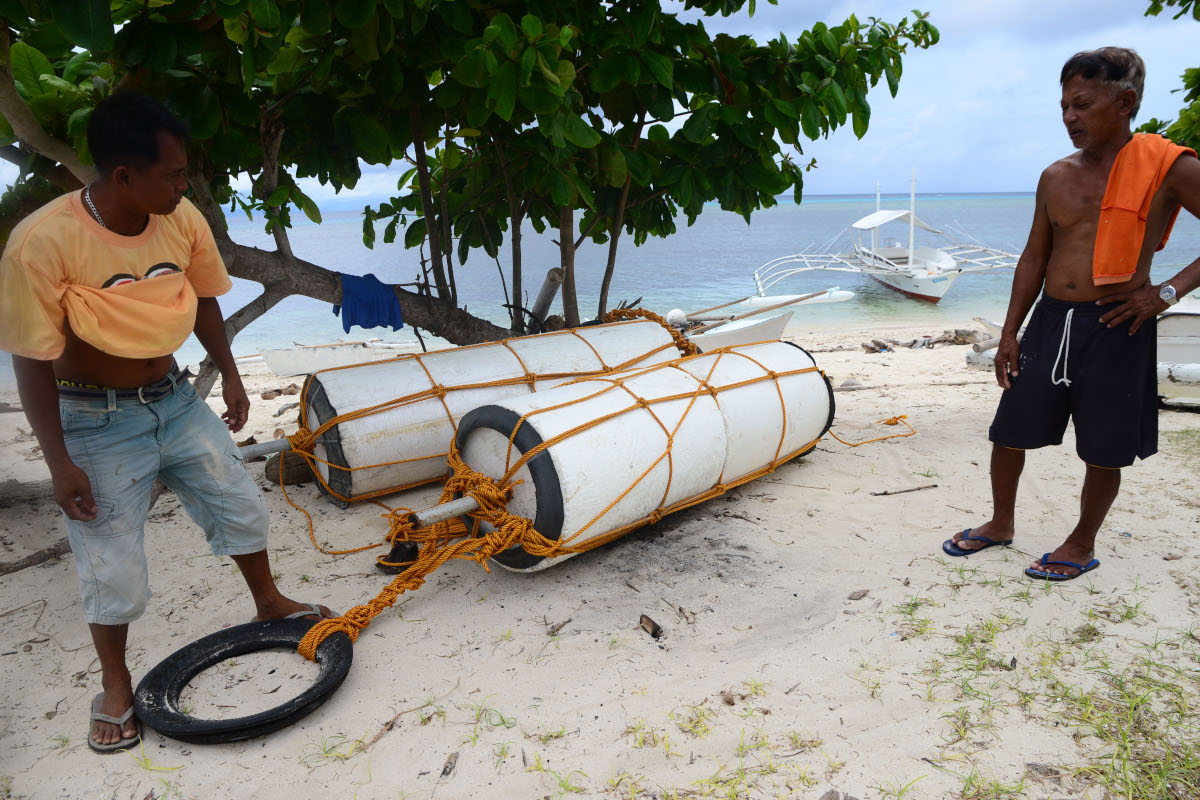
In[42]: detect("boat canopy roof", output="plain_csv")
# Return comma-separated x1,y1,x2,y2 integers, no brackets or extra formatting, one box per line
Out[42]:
850,209,941,233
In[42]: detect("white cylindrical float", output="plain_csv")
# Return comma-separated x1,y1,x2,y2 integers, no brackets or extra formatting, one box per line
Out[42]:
302,320,684,505
453,341,834,571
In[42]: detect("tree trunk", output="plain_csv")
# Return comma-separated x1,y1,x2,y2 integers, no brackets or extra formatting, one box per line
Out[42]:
509,206,524,332
597,177,630,318
410,106,451,301
597,110,645,319
559,205,579,327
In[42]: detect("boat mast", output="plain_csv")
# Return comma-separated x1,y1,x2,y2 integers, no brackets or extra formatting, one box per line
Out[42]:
908,168,916,265
874,181,880,250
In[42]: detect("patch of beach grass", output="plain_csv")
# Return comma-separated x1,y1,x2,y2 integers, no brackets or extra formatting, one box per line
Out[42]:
1164,428,1200,466
299,733,368,769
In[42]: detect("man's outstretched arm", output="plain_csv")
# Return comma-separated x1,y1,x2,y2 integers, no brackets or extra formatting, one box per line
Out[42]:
995,171,1053,389
12,356,97,520
192,296,249,433
1098,153,1200,333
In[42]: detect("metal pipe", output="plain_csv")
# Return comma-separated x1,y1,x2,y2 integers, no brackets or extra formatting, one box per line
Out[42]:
530,268,565,324
407,496,480,528
238,438,292,460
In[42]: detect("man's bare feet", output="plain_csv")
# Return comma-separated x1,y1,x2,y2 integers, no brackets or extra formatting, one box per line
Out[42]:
254,596,336,622
92,679,138,747
1028,541,1097,577
948,520,1015,552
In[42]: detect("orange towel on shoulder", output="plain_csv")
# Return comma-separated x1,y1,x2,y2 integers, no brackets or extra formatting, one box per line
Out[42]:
1093,133,1196,286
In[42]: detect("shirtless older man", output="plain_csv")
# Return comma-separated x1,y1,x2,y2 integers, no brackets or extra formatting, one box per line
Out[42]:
943,48,1200,579
0,93,334,752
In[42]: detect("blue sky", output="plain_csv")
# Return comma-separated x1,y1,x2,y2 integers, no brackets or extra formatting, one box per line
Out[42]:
1,0,1193,203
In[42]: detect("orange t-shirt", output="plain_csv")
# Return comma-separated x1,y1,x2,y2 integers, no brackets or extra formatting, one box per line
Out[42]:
0,191,231,361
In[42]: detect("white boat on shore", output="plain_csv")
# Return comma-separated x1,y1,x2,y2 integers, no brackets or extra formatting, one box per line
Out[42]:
969,300,1200,408
753,173,1018,304
259,340,421,377
688,312,793,352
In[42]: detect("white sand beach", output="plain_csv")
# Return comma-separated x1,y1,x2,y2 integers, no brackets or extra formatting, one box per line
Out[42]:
1,320,1198,800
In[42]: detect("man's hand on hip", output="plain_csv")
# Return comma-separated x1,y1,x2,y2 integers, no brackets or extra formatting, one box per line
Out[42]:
221,374,250,432
1097,283,1168,334
51,460,97,521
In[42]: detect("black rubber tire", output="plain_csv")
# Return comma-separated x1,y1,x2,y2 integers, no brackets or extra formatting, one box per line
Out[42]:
454,405,565,571
133,619,353,745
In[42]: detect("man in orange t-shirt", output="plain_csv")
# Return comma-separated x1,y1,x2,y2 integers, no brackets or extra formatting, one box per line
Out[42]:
0,92,334,752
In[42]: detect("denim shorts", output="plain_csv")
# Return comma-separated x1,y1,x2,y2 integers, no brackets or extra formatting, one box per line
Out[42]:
60,377,268,625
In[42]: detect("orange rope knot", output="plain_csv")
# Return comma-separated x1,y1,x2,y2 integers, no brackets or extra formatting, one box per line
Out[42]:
603,307,699,357
826,413,917,448
286,426,318,454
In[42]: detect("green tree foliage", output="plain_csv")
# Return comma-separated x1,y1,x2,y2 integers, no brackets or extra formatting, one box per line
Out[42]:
1140,0,1199,152
0,0,937,346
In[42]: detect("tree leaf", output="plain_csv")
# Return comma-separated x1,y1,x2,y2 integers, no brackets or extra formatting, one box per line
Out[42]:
49,0,113,52
454,50,489,88
852,108,869,139
521,13,542,38
884,65,898,98
800,100,821,140
350,12,380,61
554,60,575,90
66,106,92,138
404,217,428,249
8,42,54,99
681,103,714,143
561,113,601,148
248,0,280,35
640,51,673,88
0,112,14,147
293,187,323,224
598,144,627,187
827,80,847,124
301,0,331,34
39,74,82,96
487,12,518,53
61,51,93,84
335,0,374,29
487,60,518,121
589,57,624,94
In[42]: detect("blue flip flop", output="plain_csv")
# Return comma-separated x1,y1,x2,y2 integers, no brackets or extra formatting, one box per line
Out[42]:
942,528,1014,557
1024,554,1100,582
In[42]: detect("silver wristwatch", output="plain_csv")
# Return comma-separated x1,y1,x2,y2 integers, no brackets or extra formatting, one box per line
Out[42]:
1159,283,1179,306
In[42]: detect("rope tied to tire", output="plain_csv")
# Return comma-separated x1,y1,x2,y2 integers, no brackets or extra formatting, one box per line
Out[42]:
295,344,878,660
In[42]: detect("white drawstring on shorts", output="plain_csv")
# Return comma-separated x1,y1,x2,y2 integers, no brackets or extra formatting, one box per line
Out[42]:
1050,308,1074,386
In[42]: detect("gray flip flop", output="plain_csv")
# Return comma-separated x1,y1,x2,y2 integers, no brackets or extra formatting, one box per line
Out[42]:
248,602,327,624
88,692,141,753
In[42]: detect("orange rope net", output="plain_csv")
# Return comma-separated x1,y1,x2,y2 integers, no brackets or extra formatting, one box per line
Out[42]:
295,343,913,661
275,315,695,557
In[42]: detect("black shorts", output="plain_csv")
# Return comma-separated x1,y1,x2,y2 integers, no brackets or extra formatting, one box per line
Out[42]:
989,294,1157,468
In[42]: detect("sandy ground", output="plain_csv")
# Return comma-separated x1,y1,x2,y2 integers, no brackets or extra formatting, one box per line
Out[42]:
1,320,1198,800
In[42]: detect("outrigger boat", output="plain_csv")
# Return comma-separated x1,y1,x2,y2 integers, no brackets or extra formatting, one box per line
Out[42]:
752,173,1019,303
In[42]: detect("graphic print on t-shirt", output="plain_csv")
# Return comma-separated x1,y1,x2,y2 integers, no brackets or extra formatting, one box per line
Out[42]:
100,262,181,288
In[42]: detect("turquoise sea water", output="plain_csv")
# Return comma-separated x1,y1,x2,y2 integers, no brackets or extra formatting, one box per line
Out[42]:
2,192,1198,389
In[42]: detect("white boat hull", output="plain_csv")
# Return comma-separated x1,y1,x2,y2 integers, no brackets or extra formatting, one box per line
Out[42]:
688,312,792,352
261,344,375,377
743,290,854,308
868,269,960,303
1159,362,1200,408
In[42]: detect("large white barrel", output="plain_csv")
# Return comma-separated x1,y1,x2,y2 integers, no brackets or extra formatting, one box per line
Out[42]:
454,341,834,571
302,320,683,504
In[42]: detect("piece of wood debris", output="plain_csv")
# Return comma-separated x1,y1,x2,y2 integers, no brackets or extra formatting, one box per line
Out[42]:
639,614,663,639
870,483,937,497
546,618,571,637
847,589,869,601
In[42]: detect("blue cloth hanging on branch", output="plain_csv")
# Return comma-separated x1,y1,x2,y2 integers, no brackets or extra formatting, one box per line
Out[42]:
332,273,404,334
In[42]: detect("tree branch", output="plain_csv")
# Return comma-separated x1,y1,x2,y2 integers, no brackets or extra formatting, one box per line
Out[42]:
252,112,296,266
0,30,96,185
0,144,82,191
